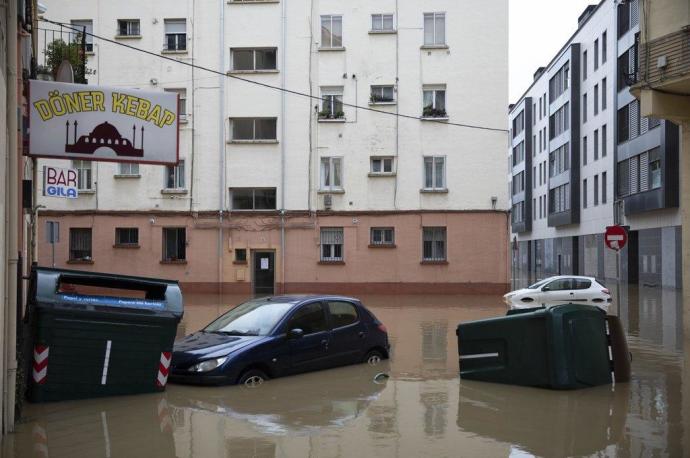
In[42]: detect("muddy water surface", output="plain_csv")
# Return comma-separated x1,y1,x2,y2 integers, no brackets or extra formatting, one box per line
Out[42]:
6,288,687,457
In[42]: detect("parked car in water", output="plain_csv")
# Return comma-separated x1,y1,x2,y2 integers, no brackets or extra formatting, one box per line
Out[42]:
170,295,390,386
503,276,611,312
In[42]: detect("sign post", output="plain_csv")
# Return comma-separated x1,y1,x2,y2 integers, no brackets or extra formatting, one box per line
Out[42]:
46,221,59,267
605,225,628,317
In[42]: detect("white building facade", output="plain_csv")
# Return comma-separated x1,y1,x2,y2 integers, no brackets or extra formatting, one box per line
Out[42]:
509,0,682,290
36,0,509,294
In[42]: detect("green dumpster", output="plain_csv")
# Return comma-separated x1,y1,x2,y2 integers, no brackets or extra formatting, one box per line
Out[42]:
26,267,183,402
456,304,629,390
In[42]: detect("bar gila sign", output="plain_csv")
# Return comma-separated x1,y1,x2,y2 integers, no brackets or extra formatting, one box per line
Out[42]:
43,166,78,199
29,80,179,165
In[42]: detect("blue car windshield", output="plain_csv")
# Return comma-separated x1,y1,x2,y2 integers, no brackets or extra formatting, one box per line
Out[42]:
204,299,295,336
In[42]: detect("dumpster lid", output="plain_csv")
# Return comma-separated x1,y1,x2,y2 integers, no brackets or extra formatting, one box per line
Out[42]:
31,267,183,316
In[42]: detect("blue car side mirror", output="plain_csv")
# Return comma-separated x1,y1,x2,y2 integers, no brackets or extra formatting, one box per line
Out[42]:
288,328,304,339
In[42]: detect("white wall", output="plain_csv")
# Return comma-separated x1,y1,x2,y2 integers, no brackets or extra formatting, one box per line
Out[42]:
37,0,508,213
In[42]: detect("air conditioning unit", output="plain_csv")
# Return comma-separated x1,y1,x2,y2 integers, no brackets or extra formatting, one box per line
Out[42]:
323,194,333,210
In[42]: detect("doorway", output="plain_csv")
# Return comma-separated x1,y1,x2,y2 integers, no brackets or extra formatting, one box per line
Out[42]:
252,251,275,296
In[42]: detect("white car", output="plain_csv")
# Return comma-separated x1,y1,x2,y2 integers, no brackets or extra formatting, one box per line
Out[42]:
503,275,611,312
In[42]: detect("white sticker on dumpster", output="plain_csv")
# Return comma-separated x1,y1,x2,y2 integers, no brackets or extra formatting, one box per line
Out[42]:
57,294,165,309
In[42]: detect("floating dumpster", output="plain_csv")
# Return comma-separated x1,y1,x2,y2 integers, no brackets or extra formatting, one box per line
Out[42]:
456,304,630,390
26,267,183,402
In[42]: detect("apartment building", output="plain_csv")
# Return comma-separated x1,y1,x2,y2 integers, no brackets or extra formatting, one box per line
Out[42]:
36,0,509,294
509,0,682,289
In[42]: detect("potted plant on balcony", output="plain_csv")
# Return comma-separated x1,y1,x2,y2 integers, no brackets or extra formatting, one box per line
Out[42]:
423,105,447,118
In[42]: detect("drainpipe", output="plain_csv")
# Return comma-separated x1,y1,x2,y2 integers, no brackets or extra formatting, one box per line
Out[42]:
280,0,287,293
5,0,19,433
218,0,226,294
393,0,399,209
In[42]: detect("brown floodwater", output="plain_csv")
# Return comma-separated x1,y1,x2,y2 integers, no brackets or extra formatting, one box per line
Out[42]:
4,285,686,457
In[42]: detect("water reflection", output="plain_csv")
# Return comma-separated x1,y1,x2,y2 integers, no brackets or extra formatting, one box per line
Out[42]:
167,363,389,435
6,292,686,457
457,381,629,457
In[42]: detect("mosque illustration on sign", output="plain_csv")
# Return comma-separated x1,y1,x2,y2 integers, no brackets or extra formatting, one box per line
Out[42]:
64,120,144,157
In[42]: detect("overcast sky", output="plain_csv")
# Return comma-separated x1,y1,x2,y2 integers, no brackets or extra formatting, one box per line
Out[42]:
510,0,599,102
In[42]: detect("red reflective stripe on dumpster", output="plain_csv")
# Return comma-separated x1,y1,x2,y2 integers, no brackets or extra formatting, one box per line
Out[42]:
156,352,172,387
33,345,49,385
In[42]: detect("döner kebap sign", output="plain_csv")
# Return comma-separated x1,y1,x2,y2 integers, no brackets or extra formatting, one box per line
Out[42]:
29,80,179,165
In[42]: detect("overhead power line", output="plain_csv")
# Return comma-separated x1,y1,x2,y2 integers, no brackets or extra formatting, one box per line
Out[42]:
40,19,508,133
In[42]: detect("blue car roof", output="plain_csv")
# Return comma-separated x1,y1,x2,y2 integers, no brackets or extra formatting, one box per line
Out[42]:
259,294,361,305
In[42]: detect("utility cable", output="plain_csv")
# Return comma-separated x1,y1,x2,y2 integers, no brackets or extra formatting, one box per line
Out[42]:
40,18,509,133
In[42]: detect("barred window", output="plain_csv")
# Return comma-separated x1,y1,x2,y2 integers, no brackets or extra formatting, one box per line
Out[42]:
69,228,92,261
422,227,446,261
320,227,343,262
162,227,186,261
73,160,92,190
370,227,394,246
115,227,138,245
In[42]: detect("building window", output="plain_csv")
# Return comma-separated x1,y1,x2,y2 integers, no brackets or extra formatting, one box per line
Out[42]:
582,94,587,123
423,156,445,190
549,143,569,177
320,227,343,262
602,31,607,63
115,227,138,246
321,15,343,48
549,102,569,139
512,141,525,166
73,160,92,190
511,201,524,224
594,129,600,160
320,157,343,191
602,124,607,157
118,162,139,176
234,248,247,263
602,171,607,203
422,86,446,118
117,19,140,37
370,227,394,246
512,110,525,137
594,39,599,70
164,19,186,51
371,14,394,32
370,85,395,103
230,188,277,210
548,62,569,102
583,178,588,208
164,88,187,120
231,118,277,141
422,227,446,262
549,183,570,213
162,228,186,261
423,12,445,46
231,48,277,71
370,157,394,174
594,174,599,205
594,85,599,115
512,172,525,195
582,136,588,165
319,87,344,119
602,77,607,110
69,228,92,261
650,158,661,189
165,160,185,189
71,20,93,52
582,50,587,80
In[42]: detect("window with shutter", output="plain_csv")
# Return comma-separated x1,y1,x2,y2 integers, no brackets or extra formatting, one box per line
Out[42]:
639,151,649,192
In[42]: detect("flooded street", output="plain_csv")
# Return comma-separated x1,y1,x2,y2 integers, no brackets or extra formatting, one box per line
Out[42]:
5,288,687,457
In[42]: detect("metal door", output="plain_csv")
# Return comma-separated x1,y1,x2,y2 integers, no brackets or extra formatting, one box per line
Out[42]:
253,251,275,296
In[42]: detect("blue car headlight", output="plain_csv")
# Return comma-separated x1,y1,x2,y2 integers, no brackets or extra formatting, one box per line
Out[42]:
188,356,228,373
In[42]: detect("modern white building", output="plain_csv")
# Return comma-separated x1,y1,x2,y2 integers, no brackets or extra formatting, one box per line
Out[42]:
36,0,509,295
509,0,682,290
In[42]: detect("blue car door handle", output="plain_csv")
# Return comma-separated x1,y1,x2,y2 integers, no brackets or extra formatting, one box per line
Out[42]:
321,339,329,348
358,331,366,338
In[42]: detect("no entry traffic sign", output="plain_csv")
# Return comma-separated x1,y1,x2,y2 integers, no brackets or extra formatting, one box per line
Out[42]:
605,225,628,251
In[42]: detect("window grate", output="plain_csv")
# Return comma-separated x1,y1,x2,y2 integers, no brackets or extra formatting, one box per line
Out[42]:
321,228,344,261
422,227,446,261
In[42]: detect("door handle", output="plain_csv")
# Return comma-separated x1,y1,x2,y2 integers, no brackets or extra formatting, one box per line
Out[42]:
320,339,329,346
358,331,366,338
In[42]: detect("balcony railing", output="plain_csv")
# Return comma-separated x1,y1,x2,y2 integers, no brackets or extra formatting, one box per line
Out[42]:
37,27,88,83
637,27,690,88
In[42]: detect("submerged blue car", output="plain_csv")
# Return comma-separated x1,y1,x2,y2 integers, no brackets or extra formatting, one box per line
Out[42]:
170,295,390,386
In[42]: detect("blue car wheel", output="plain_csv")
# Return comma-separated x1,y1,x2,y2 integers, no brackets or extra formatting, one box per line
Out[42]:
238,369,268,387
